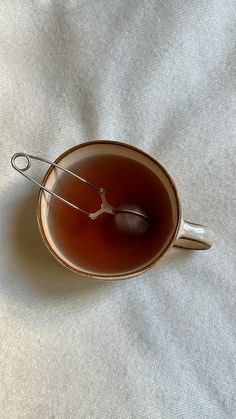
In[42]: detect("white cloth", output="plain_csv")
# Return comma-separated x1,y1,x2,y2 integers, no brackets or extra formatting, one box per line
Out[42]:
1,1,236,418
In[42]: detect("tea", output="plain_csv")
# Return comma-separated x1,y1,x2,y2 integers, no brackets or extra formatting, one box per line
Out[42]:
47,153,174,275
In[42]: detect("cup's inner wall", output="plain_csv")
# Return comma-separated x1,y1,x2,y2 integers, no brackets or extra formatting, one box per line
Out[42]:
39,143,179,277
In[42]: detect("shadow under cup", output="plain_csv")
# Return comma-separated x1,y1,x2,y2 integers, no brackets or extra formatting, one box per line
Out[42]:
38,142,181,280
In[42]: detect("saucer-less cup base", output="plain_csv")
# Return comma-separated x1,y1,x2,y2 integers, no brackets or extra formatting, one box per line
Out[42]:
37,141,214,280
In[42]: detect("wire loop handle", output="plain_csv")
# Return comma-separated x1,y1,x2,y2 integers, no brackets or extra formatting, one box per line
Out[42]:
11,153,114,219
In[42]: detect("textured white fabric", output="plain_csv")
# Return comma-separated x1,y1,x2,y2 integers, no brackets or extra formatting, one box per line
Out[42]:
1,1,236,418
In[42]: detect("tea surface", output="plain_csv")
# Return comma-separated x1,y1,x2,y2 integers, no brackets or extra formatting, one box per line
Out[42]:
48,154,174,275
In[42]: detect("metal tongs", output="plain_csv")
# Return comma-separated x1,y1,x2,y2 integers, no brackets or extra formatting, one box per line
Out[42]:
11,153,114,219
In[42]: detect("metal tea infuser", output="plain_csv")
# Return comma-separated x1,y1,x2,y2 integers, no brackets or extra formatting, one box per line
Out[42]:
11,153,150,236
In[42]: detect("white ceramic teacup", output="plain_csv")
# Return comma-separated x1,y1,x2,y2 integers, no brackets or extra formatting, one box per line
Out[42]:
37,141,214,280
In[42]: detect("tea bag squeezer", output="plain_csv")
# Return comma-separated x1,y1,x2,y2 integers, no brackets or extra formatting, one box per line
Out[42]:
11,153,150,236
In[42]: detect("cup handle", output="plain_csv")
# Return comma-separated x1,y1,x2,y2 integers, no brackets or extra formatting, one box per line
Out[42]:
174,219,215,250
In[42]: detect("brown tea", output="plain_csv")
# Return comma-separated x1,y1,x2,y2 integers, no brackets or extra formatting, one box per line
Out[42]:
47,154,174,275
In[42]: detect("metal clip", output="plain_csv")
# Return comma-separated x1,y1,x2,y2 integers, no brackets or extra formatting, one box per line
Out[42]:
11,153,114,219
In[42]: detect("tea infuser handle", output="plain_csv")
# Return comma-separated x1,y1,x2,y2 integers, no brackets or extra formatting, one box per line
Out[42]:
11,152,114,219
174,219,215,250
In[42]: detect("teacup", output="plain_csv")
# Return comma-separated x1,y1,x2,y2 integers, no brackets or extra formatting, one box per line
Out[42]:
36,141,214,280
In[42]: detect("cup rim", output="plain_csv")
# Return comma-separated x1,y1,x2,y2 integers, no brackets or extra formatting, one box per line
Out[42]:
37,140,182,280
